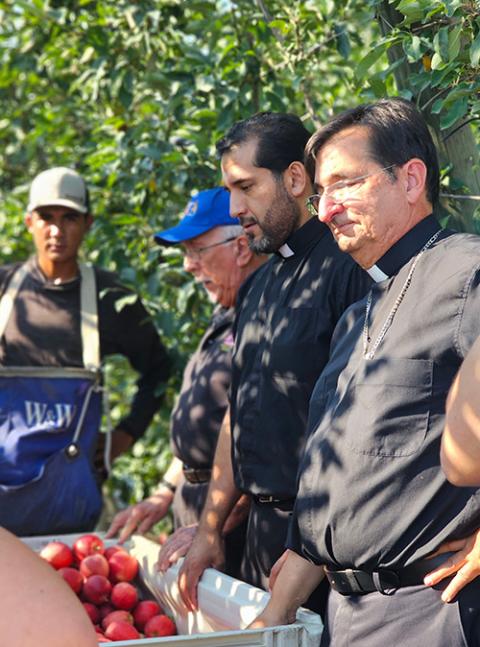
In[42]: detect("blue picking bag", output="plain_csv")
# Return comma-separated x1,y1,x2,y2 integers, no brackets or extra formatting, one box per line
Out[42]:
0,263,107,536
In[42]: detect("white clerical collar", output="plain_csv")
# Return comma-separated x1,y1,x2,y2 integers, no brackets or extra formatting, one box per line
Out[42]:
278,242,294,258
366,264,389,283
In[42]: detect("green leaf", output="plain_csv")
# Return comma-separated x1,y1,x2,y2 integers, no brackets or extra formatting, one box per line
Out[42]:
355,43,388,81
334,23,351,59
368,76,386,97
113,293,138,312
470,30,480,67
433,26,449,62
395,0,427,24
268,19,290,35
442,0,464,18
404,34,422,62
447,24,462,62
430,51,444,70
439,97,468,129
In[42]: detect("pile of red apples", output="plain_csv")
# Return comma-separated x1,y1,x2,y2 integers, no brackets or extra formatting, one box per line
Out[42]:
39,534,176,643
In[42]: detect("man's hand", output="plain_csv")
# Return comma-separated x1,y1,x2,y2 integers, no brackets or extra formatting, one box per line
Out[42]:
424,529,480,602
178,530,225,612
105,492,172,544
249,551,324,628
157,525,198,572
247,605,293,630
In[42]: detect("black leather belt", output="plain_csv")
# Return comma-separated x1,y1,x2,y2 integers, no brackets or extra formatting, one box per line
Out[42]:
182,465,211,484
325,552,455,596
252,495,295,511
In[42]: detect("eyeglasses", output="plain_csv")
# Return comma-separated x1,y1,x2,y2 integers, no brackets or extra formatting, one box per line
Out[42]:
183,236,238,261
306,164,397,216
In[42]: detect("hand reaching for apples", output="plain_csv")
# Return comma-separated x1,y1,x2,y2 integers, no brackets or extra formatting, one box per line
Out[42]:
157,524,198,572
106,491,173,544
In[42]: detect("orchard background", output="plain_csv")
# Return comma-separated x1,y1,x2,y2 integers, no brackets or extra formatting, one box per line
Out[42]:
0,0,479,530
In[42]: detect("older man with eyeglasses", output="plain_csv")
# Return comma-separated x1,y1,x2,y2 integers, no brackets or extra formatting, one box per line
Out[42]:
253,98,480,646
107,187,265,579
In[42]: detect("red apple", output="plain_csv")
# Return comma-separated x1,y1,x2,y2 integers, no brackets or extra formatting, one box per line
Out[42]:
80,553,109,578
73,533,104,560
133,600,162,631
104,545,127,560
110,582,138,610
39,541,73,569
144,614,177,637
82,602,100,624
83,574,112,605
102,609,133,630
58,566,83,594
108,550,138,583
104,620,140,641
73,534,104,561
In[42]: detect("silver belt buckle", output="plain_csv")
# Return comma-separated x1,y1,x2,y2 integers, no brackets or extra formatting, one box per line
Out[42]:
257,495,275,503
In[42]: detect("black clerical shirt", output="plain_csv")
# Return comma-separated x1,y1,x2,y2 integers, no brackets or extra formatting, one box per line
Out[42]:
230,217,371,499
289,215,480,570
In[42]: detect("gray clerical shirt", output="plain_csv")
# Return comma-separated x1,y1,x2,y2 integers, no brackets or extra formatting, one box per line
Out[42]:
289,216,480,571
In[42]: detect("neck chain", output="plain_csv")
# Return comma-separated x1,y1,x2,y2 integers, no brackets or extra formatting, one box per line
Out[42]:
363,230,442,360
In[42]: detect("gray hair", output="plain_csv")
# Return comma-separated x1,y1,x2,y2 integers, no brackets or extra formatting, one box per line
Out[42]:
218,224,244,238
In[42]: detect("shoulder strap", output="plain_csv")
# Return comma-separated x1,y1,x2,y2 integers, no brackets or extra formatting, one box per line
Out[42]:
79,263,100,370
0,262,100,370
0,264,30,340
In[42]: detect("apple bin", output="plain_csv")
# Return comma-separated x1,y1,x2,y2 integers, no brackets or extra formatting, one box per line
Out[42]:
22,533,323,647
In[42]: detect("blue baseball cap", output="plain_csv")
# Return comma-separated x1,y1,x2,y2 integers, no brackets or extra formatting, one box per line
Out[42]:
154,187,239,245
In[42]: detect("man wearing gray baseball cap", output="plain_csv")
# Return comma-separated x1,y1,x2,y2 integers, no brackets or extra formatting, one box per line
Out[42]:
27,166,91,214
0,167,171,537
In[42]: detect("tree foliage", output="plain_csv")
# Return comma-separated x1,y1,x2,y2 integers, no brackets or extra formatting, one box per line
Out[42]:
0,0,478,514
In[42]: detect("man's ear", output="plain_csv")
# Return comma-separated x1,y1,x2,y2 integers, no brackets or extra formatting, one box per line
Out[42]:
85,213,94,231
235,235,253,267
25,212,33,233
283,161,308,198
403,158,428,205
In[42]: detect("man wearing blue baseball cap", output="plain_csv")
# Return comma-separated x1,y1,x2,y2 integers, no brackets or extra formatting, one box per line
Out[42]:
154,187,233,243
108,187,266,578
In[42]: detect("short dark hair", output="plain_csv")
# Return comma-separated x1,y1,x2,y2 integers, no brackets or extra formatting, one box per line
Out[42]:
305,98,439,207
216,112,311,175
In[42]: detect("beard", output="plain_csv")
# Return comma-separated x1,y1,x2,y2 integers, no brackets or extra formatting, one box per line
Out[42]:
247,181,301,254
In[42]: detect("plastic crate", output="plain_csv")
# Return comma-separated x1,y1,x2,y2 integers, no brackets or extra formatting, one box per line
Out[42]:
22,533,323,647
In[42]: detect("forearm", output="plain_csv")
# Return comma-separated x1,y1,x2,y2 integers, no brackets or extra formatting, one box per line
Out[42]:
198,408,241,535
155,456,183,493
265,551,325,624
223,493,251,535
442,337,480,485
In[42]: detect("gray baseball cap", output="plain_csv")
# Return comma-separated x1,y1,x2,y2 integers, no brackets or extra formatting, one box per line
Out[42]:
27,167,89,214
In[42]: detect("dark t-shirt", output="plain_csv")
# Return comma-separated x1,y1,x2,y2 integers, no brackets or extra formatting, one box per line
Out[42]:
170,306,234,469
0,257,170,440
230,217,372,499
289,216,480,570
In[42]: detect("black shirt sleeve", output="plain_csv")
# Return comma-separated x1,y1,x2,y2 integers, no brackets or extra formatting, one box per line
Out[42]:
95,270,171,441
